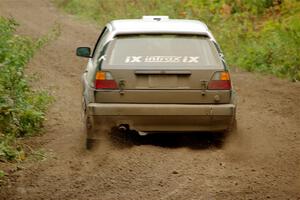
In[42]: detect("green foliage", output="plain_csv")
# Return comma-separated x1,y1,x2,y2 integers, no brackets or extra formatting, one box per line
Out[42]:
55,0,184,24
0,170,5,178
0,17,55,162
29,149,47,161
208,0,300,81
56,0,300,81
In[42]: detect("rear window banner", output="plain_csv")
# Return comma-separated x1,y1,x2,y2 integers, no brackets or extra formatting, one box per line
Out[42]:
105,36,221,68
125,56,200,63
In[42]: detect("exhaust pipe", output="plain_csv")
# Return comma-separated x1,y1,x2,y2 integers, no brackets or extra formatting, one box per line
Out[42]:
138,131,148,136
118,124,148,136
118,124,128,132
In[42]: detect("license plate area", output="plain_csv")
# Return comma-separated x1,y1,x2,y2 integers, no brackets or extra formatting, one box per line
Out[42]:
149,75,177,88
136,74,190,89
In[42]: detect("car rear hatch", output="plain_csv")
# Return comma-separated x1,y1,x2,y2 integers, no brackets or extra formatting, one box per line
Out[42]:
94,35,231,104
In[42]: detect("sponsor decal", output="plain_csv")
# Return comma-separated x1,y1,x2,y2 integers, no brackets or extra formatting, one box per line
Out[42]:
125,56,199,63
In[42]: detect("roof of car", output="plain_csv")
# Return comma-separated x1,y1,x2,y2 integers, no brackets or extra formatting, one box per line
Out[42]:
109,16,211,36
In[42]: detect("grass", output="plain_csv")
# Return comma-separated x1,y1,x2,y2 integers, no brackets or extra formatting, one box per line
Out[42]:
55,0,300,81
0,17,60,163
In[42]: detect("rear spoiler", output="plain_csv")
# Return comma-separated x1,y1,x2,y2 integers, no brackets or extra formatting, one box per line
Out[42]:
114,33,210,38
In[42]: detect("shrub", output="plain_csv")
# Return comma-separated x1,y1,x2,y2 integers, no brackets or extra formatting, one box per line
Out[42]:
0,17,54,161
56,0,300,81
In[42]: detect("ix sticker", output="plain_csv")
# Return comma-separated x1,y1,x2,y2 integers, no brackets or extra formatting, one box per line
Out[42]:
125,56,199,63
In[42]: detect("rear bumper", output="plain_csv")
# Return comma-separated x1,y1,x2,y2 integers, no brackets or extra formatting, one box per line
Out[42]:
87,103,235,132
88,103,235,116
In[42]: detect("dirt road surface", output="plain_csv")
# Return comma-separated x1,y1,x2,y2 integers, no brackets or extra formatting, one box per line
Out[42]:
0,0,299,199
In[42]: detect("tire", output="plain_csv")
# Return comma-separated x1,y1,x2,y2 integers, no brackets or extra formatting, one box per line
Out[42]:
83,105,97,150
227,118,237,135
86,138,95,150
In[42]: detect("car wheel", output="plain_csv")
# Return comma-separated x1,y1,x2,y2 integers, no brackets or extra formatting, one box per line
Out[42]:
82,101,97,150
227,118,237,135
86,138,96,150
84,117,97,150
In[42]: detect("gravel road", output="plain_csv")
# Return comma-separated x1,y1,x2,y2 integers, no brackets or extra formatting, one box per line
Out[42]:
0,0,299,199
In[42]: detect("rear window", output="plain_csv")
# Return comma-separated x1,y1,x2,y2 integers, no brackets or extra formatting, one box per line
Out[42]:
103,35,222,69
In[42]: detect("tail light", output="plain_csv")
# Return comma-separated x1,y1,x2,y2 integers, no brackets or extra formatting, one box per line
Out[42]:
207,71,231,90
95,71,118,89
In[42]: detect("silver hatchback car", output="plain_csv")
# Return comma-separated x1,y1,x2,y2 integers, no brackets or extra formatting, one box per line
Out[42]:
77,16,237,149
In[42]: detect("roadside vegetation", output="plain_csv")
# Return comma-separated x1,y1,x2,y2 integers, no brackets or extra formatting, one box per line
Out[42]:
0,17,58,169
56,0,300,81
